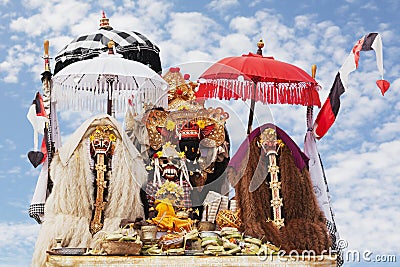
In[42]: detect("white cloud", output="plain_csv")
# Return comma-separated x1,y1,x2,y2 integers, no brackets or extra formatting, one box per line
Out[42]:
10,1,91,36
0,60,18,83
21,0,45,9
207,0,239,12
294,15,313,30
390,77,400,93
0,222,39,266
98,0,116,10
122,0,136,9
136,0,172,25
229,16,259,36
159,12,220,67
7,166,21,174
182,51,215,64
2,0,174,84
68,12,101,37
216,33,253,56
248,0,272,8
165,12,218,49
4,139,16,150
324,140,400,254
0,42,40,83
360,2,378,10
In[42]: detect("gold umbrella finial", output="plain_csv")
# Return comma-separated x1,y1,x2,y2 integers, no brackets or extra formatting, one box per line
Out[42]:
257,39,264,55
107,39,115,54
43,40,50,72
311,64,317,79
44,40,49,58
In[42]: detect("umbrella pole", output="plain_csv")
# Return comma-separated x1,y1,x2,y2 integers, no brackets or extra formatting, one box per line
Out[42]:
107,79,113,116
247,98,255,135
107,96,112,116
247,82,257,135
247,40,265,135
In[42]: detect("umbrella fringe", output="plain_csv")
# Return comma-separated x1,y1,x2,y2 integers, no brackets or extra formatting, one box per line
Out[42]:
197,79,321,107
52,81,168,114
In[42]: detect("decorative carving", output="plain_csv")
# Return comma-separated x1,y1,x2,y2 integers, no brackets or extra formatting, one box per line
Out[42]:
90,153,107,235
258,128,285,230
89,125,116,235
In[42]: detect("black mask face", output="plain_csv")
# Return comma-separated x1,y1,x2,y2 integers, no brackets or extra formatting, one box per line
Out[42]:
179,138,200,161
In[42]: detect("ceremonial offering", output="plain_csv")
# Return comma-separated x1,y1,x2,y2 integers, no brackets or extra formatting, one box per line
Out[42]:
101,241,142,256
199,231,220,239
27,10,392,267
158,233,184,251
100,229,143,255
198,221,216,231
141,225,158,241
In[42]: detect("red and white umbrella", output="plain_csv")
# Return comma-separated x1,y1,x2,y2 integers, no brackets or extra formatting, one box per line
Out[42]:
196,43,320,134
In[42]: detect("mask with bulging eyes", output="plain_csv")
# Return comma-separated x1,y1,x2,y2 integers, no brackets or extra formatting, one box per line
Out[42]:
159,156,181,181
257,128,278,155
89,125,116,156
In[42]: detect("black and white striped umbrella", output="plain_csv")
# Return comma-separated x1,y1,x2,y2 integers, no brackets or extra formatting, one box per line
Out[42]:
54,28,162,75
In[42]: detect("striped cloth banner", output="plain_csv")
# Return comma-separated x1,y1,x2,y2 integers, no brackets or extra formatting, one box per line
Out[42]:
313,33,390,139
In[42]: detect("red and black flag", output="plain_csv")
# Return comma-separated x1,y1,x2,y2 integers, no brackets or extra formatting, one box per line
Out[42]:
313,33,390,139
27,92,49,167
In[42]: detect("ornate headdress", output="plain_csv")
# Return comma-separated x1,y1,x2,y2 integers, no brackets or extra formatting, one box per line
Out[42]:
163,67,197,111
142,67,229,151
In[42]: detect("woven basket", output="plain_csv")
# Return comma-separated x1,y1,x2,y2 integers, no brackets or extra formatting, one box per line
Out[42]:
101,241,142,255
215,209,242,228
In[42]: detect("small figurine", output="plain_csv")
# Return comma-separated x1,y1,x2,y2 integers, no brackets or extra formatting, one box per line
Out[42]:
149,181,194,232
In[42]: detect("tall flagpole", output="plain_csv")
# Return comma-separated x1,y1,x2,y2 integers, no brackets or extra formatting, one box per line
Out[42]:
41,40,54,192
304,64,343,265
42,40,52,115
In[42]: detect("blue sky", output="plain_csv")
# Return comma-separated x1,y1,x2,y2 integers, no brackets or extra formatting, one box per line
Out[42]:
0,0,399,266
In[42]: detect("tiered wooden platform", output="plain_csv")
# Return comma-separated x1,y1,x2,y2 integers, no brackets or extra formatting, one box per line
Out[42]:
46,255,337,267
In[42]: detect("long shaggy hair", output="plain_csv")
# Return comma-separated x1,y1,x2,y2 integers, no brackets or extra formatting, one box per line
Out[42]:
31,139,145,267
234,137,331,254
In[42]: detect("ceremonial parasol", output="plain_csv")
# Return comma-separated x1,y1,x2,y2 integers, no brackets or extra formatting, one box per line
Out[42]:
52,42,168,116
196,40,321,134
54,11,162,74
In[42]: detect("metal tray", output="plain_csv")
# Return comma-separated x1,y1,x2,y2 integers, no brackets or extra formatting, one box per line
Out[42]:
48,247,87,255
